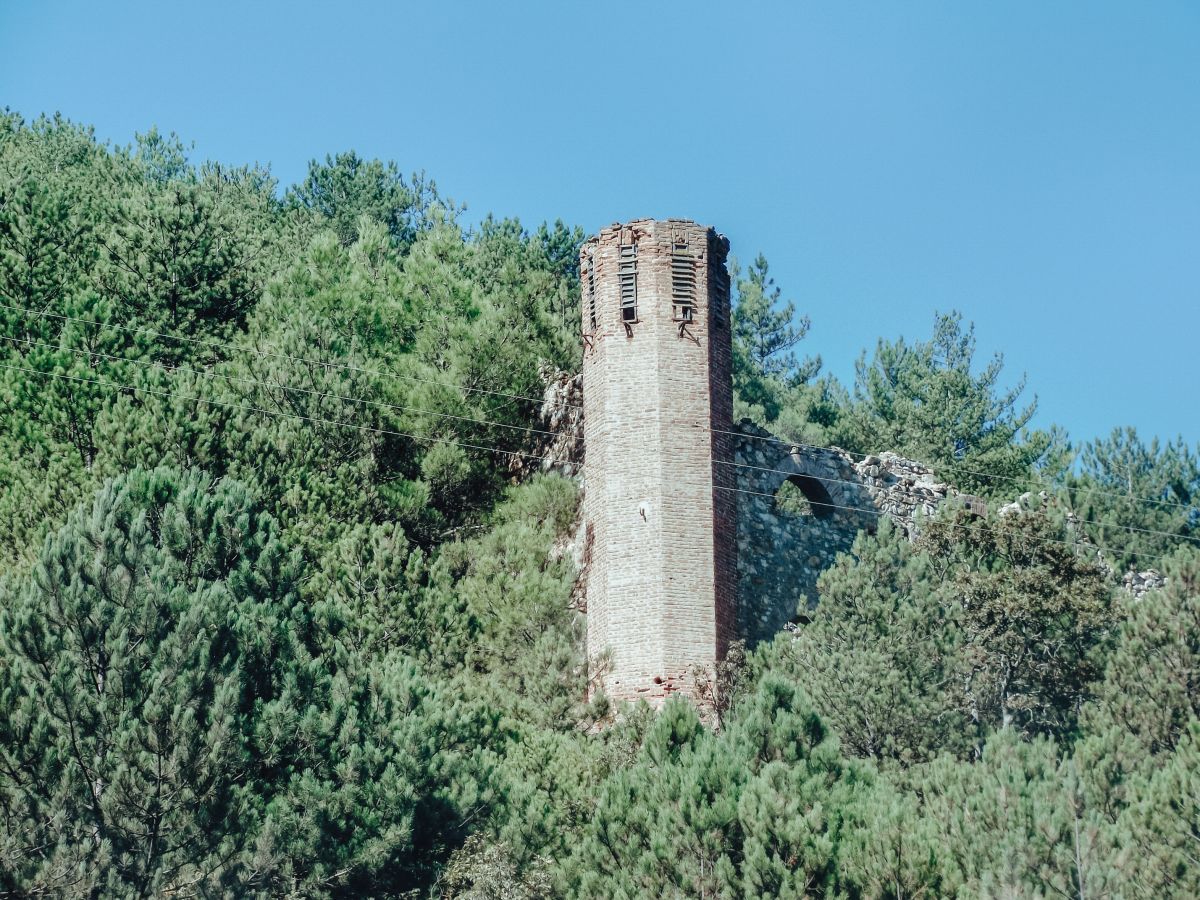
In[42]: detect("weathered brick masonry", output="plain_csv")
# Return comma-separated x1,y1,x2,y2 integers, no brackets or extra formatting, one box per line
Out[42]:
566,220,1160,704
581,219,736,705
572,219,1004,707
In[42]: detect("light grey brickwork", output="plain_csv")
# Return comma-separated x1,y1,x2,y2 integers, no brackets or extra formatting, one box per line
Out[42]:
580,219,736,706
572,219,1005,706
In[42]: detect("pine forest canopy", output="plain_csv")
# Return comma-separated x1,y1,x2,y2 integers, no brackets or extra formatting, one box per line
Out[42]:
1,111,1199,896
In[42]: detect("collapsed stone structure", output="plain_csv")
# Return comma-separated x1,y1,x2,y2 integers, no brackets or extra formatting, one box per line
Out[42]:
534,364,583,479
730,421,984,645
563,217,991,707
1123,568,1167,600
539,381,985,659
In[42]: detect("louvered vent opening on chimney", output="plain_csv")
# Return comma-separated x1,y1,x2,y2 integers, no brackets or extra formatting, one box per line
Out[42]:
672,250,696,322
586,251,597,330
619,242,638,323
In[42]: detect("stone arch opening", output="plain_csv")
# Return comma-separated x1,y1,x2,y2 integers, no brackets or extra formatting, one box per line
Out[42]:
773,473,836,520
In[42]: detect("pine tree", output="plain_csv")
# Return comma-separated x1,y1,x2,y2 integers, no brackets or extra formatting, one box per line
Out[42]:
922,505,1117,742
836,311,1052,496
0,467,303,894
1085,546,1200,755
912,731,1129,897
1069,427,1199,571
730,254,831,437
1121,719,1200,897
769,520,977,764
564,678,855,898
97,134,282,356
286,150,445,249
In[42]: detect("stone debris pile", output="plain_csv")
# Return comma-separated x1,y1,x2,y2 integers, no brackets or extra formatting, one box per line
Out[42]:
1123,568,1167,600
851,452,961,538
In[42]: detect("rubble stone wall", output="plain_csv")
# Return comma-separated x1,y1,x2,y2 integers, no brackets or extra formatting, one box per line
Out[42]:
547,220,1163,687
543,367,1165,659
732,422,875,643
732,421,981,646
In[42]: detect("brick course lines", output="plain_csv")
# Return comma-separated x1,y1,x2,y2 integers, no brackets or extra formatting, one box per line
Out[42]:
581,219,736,707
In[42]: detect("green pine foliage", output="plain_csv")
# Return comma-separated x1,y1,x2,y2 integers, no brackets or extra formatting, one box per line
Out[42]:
0,467,297,893
1068,426,1199,570
563,679,859,898
764,520,977,764
730,254,844,446
2,110,1198,896
1084,546,1200,755
920,504,1118,743
835,311,1055,496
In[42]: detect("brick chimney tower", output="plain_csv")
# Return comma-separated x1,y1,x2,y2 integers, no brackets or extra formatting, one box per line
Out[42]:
580,219,737,707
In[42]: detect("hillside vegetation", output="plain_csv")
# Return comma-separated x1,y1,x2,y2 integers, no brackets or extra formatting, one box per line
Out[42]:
1,113,1198,897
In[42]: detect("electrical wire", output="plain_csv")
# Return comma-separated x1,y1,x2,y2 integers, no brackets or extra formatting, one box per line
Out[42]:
9,324,1185,547
0,360,556,465
1,359,1190,562
715,456,1200,545
0,301,576,411
0,332,562,438
3,299,1191,517
1,328,1189,546
703,423,1197,513
711,483,1170,557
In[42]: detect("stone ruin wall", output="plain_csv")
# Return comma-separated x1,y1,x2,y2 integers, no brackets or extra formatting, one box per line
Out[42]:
731,421,980,645
536,378,992,647
1123,568,1168,600
535,364,584,479
536,373,1168,651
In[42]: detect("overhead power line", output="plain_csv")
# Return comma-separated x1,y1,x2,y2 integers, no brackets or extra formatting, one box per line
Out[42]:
0,301,575,411
0,333,561,438
5,328,1189,545
1,359,1192,562
4,300,1195,513
706,424,1197,514
715,453,1195,547
2,337,1184,546
712,483,1188,558
0,360,555,465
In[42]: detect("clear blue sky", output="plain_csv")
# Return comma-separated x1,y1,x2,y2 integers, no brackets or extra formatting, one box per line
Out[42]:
3,1,1197,447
